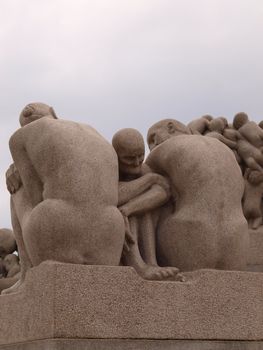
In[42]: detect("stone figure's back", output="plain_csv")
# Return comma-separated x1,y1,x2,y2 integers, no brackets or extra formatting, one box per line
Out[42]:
10,117,125,267
147,135,249,271
20,117,118,205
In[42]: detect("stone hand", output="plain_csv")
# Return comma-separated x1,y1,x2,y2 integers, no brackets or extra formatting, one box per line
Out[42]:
119,204,132,218
6,164,22,194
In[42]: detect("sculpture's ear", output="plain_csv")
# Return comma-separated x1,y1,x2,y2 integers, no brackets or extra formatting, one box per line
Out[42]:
49,107,58,119
167,121,175,134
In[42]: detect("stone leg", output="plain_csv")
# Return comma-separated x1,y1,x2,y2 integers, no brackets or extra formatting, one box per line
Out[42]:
138,213,158,266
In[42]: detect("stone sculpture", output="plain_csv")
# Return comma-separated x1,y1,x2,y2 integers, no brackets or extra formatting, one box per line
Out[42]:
205,118,237,149
4,102,125,294
2,105,263,288
3,254,20,278
0,228,20,292
0,228,16,258
146,119,249,271
112,128,180,280
187,114,213,134
232,112,263,172
1,105,263,350
243,169,263,229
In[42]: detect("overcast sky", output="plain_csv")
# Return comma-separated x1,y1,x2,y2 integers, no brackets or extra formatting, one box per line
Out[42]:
1,0,263,228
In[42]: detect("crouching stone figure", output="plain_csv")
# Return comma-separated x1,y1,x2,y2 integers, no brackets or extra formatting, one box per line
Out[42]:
4,102,124,294
146,119,249,271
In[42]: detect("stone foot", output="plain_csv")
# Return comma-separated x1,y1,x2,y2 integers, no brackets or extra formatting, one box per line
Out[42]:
139,265,185,282
1,278,23,295
251,217,262,230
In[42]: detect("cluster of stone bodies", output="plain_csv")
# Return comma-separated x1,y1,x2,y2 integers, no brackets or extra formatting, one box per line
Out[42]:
187,113,263,231
0,104,262,295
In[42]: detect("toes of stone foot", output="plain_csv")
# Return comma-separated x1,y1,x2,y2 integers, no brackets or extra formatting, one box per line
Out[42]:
176,273,186,282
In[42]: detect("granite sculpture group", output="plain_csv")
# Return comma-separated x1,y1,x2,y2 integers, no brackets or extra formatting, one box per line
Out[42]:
0,103,262,295
0,103,263,349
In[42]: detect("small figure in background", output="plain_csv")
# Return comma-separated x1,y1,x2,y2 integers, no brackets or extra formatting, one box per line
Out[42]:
0,228,20,292
0,229,16,259
187,114,213,135
3,254,21,278
233,112,263,172
243,169,263,230
205,118,237,149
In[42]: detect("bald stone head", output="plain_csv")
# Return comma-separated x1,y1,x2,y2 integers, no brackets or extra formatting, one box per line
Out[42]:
19,102,58,127
202,114,213,121
0,229,16,258
208,118,225,133
147,119,191,151
233,112,249,130
3,254,19,272
112,128,145,176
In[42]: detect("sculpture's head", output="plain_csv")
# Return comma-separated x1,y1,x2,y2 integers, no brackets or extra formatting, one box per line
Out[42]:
0,229,16,258
19,102,58,127
147,119,191,151
202,114,213,121
233,112,249,130
3,254,19,273
259,121,263,129
208,118,225,133
218,116,228,128
112,128,145,176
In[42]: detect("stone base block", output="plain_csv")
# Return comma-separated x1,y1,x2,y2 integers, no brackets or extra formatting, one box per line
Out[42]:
248,227,263,271
0,339,263,350
0,262,262,347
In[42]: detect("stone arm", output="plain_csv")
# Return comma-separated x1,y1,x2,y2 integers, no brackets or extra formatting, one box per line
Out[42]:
206,132,237,149
118,173,166,206
119,183,170,217
217,134,237,149
9,129,43,208
223,128,241,142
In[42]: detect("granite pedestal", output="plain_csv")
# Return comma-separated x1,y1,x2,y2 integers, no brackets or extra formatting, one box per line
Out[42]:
0,261,262,349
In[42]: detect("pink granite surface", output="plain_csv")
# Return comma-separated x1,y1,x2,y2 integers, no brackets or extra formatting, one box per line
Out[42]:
0,262,262,345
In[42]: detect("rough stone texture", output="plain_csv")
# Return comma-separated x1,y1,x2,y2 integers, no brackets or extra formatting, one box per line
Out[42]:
0,339,263,350
248,227,263,271
0,262,262,346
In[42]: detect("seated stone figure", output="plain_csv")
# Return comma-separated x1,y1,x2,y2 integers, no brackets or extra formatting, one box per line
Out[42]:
112,128,180,280
4,102,124,294
231,112,263,172
146,119,249,271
